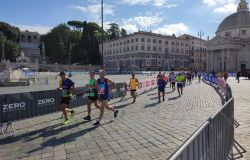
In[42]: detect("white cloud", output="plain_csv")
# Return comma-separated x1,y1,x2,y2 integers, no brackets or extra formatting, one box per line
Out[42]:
153,23,189,36
71,4,113,16
15,24,52,34
123,13,163,29
214,2,237,13
119,0,177,7
120,22,139,33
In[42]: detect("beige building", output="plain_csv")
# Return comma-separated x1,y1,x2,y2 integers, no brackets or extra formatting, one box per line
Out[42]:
20,31,41,63
100,31,207,71
207,0,250,72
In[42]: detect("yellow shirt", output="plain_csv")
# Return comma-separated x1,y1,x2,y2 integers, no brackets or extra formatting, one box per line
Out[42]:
129,78,137,90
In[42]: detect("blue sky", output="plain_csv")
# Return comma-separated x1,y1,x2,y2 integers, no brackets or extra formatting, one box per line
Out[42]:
0,0,243,38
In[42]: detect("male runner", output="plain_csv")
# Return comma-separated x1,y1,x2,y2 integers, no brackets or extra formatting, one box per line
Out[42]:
157,74,167,102
83,71,100,121
58,71,75,125
170,72,176,91
176,73,185,96
93,70,119,126
129,73,139,103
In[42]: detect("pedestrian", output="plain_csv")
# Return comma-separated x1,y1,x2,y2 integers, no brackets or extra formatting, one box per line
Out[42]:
83,71,100,121
236,71,241,83
57,71,75,125
129,73,139,103
157,74,167,102
93,70,119,126
198,71,202,82
176,73,185,96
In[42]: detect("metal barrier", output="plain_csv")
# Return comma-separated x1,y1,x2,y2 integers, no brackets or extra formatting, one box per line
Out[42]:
0,82,126,134
168,98,234,160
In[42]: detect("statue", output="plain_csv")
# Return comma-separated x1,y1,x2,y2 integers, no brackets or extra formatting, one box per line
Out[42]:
16,50,31,63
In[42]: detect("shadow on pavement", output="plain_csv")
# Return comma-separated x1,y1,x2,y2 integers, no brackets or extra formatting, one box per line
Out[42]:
168,96,180,101
114,102,132,109
144,102,159,108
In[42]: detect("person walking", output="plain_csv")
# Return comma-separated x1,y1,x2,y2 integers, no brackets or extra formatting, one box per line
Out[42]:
170,72,176,91
93,70,119,126
236,71,241,83
129,73,139,103
83,71,100,121
57,71,75,125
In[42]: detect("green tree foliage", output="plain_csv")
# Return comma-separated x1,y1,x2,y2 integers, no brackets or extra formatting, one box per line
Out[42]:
41,21,128,65
107,23,120,40
121,28,127,38
0,22,20,61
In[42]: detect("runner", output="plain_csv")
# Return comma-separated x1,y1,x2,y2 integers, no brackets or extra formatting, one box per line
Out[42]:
169,73,172,88
170,72,176,91
57,71,75,125
236,71,241,83
198,71,202,82
157,74,167,102
187,72,192,85
93,70,119,126
176,72,185,96
83,71,100,121
129,73,139,103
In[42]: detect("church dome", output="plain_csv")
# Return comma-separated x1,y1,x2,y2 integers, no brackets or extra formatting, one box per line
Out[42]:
217,0,250,31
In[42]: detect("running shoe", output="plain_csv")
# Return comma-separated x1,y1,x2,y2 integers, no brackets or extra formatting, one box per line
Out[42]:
62,119,70,125
114,110,119,118
93,121,100,126
83,115,91,121
70,110,75,117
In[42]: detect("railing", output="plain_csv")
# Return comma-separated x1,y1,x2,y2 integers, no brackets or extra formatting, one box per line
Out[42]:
168,74,235,160
168,98,234,160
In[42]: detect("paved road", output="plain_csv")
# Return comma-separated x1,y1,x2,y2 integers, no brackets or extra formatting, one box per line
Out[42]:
228,78,250,160
0,79,222,160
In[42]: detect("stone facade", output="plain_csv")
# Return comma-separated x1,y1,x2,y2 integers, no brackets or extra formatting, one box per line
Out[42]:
100,31,207,71
207,0,250,72
19,31,41,63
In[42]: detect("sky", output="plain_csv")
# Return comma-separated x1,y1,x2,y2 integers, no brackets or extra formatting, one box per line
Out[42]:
0,0,243,39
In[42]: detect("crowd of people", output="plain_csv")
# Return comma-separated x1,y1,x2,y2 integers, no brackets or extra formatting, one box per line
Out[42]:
57,70,203,125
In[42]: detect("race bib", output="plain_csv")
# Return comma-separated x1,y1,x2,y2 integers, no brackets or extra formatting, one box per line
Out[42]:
98,84,105,94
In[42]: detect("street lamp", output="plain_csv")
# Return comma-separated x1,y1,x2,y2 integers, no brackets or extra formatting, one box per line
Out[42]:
68,42,72,77
198,30,204,71
101,0,104,69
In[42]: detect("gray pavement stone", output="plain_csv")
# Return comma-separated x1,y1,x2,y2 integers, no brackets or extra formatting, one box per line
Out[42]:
0,79,223,159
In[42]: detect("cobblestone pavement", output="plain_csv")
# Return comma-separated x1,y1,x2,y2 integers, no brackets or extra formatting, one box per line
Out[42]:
228,78,250,160
0,79,222,160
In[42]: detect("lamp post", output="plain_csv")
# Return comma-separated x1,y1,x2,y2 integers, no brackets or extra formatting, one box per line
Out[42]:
68,42,72,77
101,0,104,69
198,30,204,71
0,31,5,62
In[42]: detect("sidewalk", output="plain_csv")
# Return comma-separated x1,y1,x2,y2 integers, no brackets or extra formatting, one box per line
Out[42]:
0,80,222,160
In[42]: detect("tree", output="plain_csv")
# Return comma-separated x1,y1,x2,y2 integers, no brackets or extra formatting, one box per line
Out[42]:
121,28,127,38
67,21,84,31
0,22,20,62
107,23,120,40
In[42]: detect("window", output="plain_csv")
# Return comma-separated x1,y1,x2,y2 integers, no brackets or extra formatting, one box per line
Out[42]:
176,48,179,53
135,46,138,50
192,41,194,44
147,39,151,43
120,42,122,46
242,30,246,35
153,47,156,51
165,48,169,53
113,43,115,47
153,39,156,43
181,43,184,46
131,39,134,43
131,46,134,51
172,48,175,53
165,41,168,45
225,32,231,38
158,40,162,44
127,47,130,52
141,38,145,42
176,42,179,46
172,42,175,45
141,46,145,50
185,43,188,47
127,40,130,44
147,46,151,51
120,49,122,53
135,38,138,42
123,48,126,52
123,41,126,44
158,47,162,52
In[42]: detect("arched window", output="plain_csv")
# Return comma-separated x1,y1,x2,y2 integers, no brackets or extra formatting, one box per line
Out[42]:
27,36,32,42
21,35,26,42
